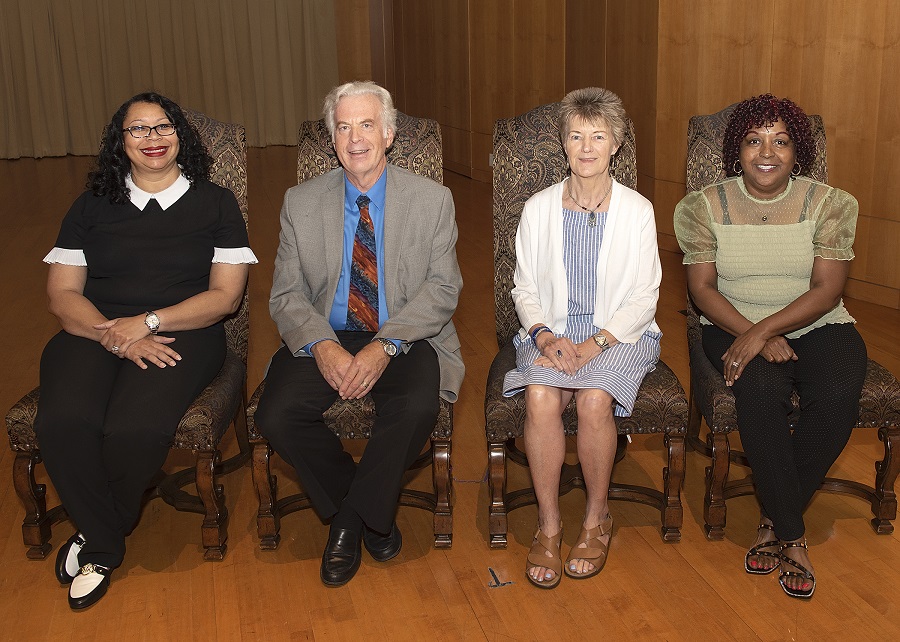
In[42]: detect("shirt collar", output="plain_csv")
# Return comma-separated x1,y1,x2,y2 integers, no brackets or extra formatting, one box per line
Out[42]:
343,167,388,213
126,173,191,211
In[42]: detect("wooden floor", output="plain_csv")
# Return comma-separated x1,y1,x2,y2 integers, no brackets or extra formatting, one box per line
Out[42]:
1,147,898,641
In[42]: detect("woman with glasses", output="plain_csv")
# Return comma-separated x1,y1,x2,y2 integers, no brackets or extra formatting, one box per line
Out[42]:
32,92,257,610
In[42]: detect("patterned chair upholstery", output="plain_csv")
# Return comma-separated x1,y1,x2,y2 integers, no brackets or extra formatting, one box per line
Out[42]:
5,110,251,560
685,103,900,538
245,112,454,550
485,102,689,547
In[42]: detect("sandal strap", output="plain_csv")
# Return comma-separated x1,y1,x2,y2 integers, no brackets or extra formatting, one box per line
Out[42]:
566,516,612,565
778,557,814,580
780,539,808,550
527,526,563,575
746,542,780,558
779,541,814,579
747,529,781,557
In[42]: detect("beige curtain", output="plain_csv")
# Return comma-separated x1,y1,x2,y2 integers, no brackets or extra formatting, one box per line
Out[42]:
0,0,339,158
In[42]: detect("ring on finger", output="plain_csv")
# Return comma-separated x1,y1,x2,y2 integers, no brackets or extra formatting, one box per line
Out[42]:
731,361,740,367
112,346,120,354
557,350,563,357
362,381,369,387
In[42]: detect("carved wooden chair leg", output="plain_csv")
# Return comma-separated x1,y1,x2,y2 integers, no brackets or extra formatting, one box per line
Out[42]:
251,441,280,550
872,425,900,534
661,433,685,542
488,441,508,548
14,450,56,559
432,438,452,548
196,450,227,561
704,432,730,540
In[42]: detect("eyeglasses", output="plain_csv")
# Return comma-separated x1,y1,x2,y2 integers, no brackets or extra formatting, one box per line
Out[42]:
123,123,177,139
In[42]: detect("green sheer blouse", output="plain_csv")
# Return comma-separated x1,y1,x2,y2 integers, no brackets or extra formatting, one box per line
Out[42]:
674,176,858,338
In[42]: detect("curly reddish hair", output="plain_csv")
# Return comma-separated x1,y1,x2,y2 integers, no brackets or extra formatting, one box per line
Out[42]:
723,94,815,178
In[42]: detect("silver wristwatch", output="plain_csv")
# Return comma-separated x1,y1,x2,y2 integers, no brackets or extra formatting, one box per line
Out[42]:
592,331,609,350
376,337,399,357
144,311,160,334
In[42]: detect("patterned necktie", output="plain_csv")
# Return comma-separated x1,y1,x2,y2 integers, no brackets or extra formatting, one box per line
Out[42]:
346,194,379,331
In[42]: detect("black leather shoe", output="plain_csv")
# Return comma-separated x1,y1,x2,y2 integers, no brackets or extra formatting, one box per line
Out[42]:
55,532,87,585
68,563,111,610
363,522,402,562
320,527,362,587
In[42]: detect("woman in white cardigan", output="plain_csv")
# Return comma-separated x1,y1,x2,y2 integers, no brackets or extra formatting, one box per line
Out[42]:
503,87,662,588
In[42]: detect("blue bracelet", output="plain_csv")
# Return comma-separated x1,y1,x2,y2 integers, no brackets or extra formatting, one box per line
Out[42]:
530,325,551,343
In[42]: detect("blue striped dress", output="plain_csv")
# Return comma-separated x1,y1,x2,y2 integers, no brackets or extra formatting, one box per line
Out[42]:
502,208,661,417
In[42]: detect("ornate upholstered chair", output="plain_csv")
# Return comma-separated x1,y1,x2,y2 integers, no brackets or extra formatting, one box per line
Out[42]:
484,103,689,548
684,103,900,539
245,112,453,550
5,110,251,561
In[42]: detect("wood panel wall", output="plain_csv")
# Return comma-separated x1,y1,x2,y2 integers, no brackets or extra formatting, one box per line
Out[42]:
652,0,900,307
336,0,899,309
335,0,373,84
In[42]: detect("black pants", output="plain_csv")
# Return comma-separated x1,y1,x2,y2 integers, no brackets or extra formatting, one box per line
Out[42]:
702,323,867,540
34,327,225,568
255,332,440,534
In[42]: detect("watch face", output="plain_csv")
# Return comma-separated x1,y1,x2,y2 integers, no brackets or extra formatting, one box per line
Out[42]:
378,338,398,356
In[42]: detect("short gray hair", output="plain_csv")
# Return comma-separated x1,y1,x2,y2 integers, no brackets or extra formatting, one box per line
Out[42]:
557,87,627,148
323,81,397,140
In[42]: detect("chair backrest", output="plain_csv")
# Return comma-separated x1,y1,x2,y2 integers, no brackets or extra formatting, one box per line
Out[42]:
685,103,827,192
184,109,250,363
491,102,638,348
296,112,443,185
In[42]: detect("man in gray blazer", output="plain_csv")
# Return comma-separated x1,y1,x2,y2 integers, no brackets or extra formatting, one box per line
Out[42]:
255,81,464,587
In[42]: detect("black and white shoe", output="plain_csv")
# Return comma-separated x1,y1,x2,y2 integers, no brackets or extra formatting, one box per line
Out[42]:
55,532,87,585
68,563,111,610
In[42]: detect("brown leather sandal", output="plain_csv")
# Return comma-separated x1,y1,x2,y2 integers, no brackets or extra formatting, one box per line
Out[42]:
525,523,563,589
564,515,613,579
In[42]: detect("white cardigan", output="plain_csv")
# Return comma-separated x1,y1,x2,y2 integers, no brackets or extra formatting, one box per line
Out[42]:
512,177,662,344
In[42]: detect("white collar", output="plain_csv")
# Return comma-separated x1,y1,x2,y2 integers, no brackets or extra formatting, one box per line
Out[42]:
126,173,191,211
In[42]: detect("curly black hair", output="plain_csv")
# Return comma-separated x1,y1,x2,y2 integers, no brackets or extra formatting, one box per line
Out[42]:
722,94,815,179
88,92,212,204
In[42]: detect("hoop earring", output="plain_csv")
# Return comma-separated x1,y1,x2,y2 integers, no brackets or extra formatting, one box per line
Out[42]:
731,159,743,176
791,162,802,177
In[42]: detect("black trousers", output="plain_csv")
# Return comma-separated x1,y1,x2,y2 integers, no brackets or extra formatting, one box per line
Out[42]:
702,323,867,540
34,327,225,568
255,331,440,534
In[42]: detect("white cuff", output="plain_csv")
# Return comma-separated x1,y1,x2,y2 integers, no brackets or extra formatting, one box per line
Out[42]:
43,248,87,266
212,247,258,264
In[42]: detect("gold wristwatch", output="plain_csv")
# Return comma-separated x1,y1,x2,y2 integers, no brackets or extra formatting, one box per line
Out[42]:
592,332,609,350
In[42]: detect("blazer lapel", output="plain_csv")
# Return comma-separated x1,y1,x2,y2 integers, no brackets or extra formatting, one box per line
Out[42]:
321,171,345,299
383,166,408,311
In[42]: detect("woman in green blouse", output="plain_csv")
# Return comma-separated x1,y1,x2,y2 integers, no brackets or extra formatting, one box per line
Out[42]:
674,94,867,599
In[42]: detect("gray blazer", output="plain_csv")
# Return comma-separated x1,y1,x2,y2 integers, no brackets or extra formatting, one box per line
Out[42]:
270,164,465,401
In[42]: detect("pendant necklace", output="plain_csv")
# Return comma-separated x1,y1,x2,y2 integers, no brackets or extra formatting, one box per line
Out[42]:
568,179,613,227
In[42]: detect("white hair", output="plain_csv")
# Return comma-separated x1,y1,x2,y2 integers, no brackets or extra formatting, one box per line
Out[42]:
323,81,397,140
